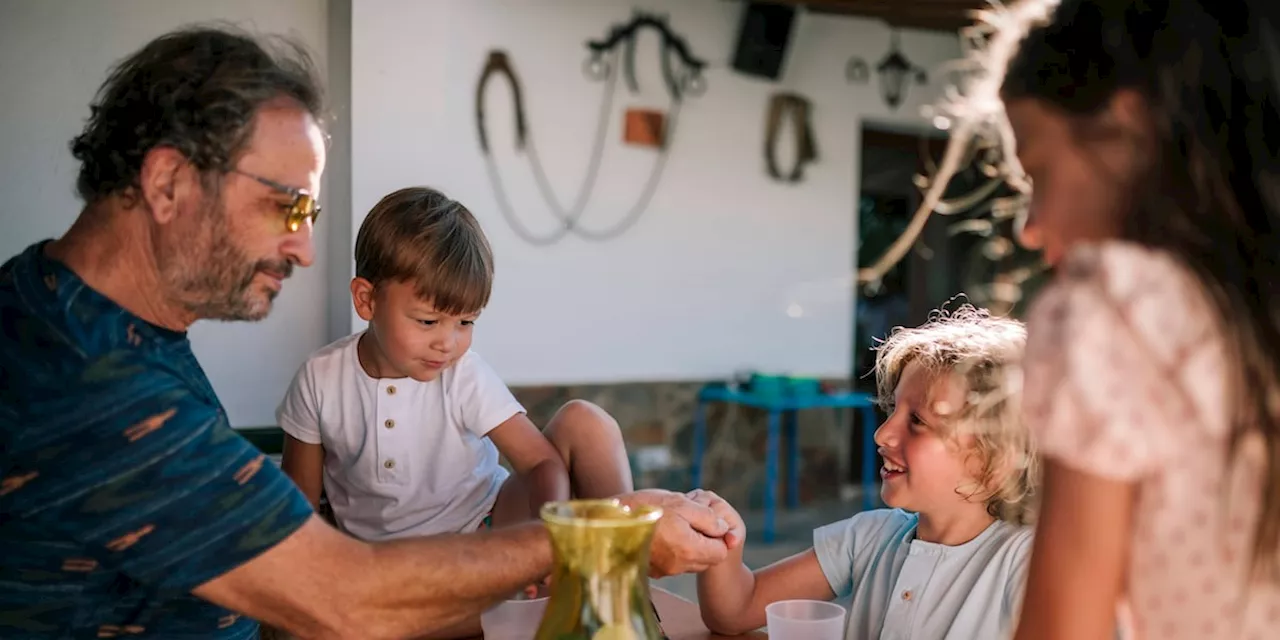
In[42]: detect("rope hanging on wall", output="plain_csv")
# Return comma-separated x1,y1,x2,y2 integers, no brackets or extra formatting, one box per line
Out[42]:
474,12,707,246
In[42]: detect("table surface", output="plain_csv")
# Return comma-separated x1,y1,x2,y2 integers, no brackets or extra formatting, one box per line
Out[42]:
651,587,767,640
471,586,766,639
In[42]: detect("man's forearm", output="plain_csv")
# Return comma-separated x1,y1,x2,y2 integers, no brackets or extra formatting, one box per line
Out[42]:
351,522,554,639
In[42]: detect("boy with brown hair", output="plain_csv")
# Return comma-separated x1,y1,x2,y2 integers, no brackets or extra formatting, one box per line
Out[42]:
278,187,634,542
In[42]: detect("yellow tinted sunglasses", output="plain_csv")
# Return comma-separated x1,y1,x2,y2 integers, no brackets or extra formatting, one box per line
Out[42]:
232,169,321,232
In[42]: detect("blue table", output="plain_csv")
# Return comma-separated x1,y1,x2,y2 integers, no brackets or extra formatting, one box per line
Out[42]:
690,385,879,543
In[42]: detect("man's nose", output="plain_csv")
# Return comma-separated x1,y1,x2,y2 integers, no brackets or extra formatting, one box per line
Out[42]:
285,218,316,268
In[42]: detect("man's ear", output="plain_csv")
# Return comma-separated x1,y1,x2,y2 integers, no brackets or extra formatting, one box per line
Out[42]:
137,147,197,224
351,277,376,322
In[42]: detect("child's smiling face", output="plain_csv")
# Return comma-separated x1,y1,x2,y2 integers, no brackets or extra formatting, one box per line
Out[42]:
875,360,993,520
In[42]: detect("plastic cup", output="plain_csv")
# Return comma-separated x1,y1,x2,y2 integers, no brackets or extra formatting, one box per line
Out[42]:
765,599,847,640
480,592,549,640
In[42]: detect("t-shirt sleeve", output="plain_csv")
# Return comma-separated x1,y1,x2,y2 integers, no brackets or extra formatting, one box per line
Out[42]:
8,365,314,595
812,510,908,599
1000,528,1035,635
277,361,322,445
450,352,526,437
1022,244,1221,482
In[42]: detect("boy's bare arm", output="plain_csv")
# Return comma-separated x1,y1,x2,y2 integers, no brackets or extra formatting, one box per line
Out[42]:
488,414,570,513
697,548,835,635
194,516,553,640
697,541,755,633
689,489,832,635
280,435,325,510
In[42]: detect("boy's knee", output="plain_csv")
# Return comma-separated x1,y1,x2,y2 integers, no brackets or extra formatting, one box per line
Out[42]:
549,399,622,439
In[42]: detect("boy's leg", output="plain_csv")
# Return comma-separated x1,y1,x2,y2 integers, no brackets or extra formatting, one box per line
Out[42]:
542,400,634,499
488,471,532,529
488,400,634,528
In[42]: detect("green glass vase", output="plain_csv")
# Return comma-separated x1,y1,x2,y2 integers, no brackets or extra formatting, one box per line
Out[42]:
535,499,664,640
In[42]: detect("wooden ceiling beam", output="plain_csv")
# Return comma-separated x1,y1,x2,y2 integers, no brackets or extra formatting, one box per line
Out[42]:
762,0,986,32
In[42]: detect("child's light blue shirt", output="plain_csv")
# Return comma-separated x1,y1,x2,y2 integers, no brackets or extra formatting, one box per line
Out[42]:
814,508,1032,640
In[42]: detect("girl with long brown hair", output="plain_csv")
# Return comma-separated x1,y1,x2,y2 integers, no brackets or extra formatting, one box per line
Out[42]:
956,0,1280,637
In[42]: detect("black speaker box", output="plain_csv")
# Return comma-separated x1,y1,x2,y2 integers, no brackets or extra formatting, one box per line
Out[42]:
731,2,797,80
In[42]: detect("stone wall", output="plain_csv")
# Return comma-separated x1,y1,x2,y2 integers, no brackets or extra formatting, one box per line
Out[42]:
510,382,879,509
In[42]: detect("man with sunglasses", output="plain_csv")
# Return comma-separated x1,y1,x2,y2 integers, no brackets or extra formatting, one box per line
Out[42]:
0,27,741,639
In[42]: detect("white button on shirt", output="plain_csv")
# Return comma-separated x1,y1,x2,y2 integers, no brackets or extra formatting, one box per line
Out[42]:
814,509,1033,640
277,333,525,541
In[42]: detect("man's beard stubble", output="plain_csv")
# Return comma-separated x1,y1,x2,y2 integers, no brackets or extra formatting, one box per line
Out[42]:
156,195,293,322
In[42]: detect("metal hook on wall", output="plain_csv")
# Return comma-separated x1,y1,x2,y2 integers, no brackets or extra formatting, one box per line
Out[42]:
584,11,708,101
476,12,708,246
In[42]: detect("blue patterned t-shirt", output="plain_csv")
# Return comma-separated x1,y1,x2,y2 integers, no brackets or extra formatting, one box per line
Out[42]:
0,241,314,638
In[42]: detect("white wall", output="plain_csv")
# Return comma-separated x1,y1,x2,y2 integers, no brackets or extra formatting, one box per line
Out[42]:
351,0,961,385
0,0,961,424
0,0,338,427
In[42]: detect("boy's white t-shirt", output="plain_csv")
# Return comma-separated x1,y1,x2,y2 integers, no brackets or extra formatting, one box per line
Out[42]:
813,508,1032,640
276,332,525,541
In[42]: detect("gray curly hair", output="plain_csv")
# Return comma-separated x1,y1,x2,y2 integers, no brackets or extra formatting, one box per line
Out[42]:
70,25,325,205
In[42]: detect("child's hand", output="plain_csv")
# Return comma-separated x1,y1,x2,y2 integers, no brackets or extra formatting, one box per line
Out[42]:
521,579,551,600
685,489,746,551
618,489,732,576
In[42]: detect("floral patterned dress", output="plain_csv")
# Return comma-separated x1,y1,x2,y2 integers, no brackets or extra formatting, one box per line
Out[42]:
1022,241,1280,639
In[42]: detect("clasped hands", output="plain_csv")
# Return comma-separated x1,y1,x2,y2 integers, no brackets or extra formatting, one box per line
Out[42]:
519,488,746,598
619,488,746,578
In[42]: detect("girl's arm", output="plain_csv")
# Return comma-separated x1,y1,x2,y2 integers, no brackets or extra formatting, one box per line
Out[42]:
1013,460,1134,640
698,547,835,635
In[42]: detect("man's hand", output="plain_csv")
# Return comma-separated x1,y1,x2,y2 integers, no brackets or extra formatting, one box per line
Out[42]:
617,489,733,577
685,489,745,551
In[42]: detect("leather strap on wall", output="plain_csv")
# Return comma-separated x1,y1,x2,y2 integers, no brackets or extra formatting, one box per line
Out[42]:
764,92,818,183
475,50,528,153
